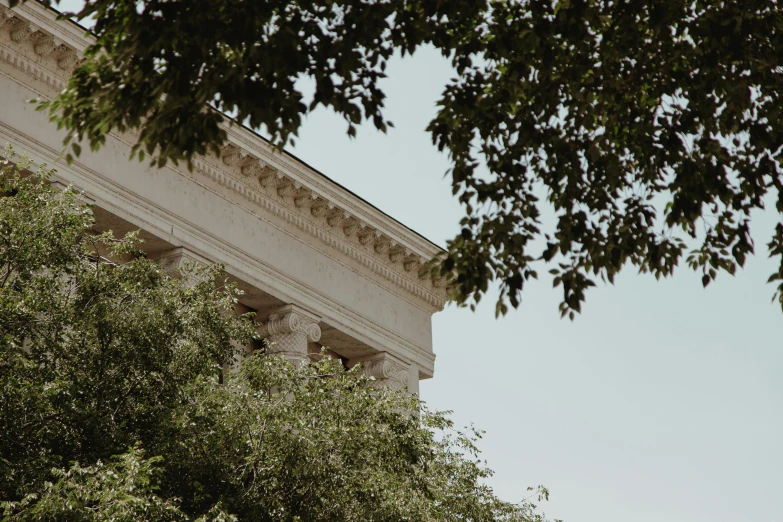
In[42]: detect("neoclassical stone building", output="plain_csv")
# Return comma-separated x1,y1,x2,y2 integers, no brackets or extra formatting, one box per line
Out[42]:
0,1,449,392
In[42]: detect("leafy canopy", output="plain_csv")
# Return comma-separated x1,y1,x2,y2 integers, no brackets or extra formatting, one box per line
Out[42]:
14,0,783,317
0,146,551,521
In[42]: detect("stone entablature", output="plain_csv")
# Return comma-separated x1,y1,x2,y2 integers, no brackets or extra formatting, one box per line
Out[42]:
192,146,448,310
0,0,448,388
0,0,449,312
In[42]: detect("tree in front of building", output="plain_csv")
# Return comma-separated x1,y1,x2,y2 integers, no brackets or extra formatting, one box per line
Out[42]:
13,0,783,318
0,147,552,521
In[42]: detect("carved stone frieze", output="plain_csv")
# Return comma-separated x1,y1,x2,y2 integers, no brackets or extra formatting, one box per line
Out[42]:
0,5,81,75
325,208,347,228
293,189,316,208
1,8,15,25
342,216,361,237
56,51,78,70
373,236,391,255
388,245,407,264
357,227,375,245
10,22,36,43
310,198,331,218
258,167,282,188
403,254,420,272
276,180,298,199
221,145,245,166
34,35,60,56
239,160,261,176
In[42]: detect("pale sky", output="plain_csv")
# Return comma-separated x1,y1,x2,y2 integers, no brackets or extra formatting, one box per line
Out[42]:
287,49,783,522
55,4,783,520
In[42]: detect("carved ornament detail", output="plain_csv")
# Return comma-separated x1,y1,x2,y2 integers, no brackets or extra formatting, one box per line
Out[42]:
34,36,60,56
357,227,375,245
373,236,391,255
221,145,245,166
258,305,322,365
277,181,298,199
258,167,282,188
354,353,411,391
10,22,37,43
157,247,211,285
310,198,331,218
294,189,316,208
388,245,407,264
0,7,82,71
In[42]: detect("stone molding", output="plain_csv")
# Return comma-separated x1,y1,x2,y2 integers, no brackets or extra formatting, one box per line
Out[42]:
0,1,450,311
192,155,448,309
258,304,322,365
0,4,82,80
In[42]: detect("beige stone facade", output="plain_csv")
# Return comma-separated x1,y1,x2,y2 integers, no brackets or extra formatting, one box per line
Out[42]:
0,1,448,393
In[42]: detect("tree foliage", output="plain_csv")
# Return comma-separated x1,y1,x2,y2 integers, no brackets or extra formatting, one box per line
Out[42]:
0,146,550,521
14,0,783,317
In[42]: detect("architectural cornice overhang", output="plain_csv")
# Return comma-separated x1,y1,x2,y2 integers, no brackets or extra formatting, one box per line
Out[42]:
0,0,451,312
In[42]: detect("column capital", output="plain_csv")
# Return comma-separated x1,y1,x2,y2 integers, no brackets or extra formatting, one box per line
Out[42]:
257,304,321,343
351,352,415,393
258,305,321,365
158,247,211,281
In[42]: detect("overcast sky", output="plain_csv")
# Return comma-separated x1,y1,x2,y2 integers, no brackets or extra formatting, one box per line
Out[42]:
286,48,783,522
53,3,783,520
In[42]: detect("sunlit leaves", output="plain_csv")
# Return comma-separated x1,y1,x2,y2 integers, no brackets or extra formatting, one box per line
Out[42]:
0,149,549,521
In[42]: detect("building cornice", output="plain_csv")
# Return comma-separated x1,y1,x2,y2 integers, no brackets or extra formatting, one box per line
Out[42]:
0,1,451,311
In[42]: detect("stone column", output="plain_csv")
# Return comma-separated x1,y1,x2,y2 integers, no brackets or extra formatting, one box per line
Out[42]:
351,352,418,394
258,304,321,366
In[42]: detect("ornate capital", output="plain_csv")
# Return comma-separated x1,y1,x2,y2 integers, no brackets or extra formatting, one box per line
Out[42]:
352,352,412,392
259,306,321,342
258,305,321,365
157,247,211,283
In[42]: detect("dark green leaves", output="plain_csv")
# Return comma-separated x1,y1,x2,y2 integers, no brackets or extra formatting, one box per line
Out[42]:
26,0,783,317
0,146,549,521
429,0,783,317
36,0,485,170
